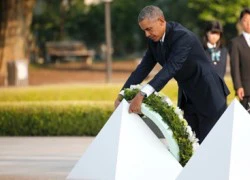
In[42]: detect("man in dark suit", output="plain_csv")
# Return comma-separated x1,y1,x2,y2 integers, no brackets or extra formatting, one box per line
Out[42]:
230,8,250,110
114,5,229,143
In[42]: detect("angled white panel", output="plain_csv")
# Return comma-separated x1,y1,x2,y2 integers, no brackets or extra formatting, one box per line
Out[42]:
67,100,182,180
115,102,182,180
177,99,250,180
67,98,124,180
229,100,250,180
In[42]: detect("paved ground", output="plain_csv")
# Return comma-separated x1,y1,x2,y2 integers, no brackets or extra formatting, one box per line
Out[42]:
29,61,161,85
0,137,94,180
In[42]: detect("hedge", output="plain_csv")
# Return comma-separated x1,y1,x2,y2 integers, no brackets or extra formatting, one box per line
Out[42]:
0,101,113,136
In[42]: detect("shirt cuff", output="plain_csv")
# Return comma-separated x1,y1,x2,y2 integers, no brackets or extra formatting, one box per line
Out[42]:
141,84,155,97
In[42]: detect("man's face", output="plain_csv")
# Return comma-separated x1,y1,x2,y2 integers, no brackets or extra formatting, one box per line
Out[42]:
139,17,165,42
241,13,250,33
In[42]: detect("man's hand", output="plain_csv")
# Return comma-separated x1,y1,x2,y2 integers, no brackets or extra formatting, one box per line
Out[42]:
237,87,244,100
129,92,145,114
114,94,123,109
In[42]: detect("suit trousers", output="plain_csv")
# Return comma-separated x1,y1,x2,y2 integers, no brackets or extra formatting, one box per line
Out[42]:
182,102,227,143
240,96,250,110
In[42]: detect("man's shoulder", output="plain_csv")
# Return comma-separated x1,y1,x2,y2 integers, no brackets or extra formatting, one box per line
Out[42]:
168,22,194,38
167,22,196,44
169,22,192,32
231,35,243,44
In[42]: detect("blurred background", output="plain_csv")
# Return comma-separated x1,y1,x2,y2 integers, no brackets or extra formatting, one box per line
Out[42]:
0,0,249,86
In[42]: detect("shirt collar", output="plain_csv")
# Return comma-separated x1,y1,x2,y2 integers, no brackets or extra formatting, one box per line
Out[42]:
207,42,216,48
242,31,250,39
160,32,166,43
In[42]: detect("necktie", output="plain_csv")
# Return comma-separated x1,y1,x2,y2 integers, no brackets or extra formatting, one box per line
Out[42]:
209,48,221,62
160,40,164,46
159,41,165,61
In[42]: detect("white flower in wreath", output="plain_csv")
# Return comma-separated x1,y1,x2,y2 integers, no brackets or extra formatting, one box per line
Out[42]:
178,114,184,120
192,142,200,151
174,107,184,119
119,90,125,96
186,125,199,150
186,126,193,137
130,84,142,90
154,91,160,96
162,96,173,106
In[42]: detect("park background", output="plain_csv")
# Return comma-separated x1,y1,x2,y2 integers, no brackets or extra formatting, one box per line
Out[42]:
0,0,250,136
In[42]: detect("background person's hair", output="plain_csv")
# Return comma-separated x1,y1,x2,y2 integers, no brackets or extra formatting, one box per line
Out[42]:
138,5,164,23
203,21,224,49
240,7,250,20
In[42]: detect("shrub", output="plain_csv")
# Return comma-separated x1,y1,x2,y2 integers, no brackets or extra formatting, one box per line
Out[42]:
0,102,113,136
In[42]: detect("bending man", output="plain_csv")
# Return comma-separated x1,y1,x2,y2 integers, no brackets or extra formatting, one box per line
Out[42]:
115,5,229,143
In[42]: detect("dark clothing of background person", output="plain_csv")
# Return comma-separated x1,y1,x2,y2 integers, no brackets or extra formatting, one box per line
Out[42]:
230,35,250,109
122,22,230,142
229,8,250,110
204,47,228,78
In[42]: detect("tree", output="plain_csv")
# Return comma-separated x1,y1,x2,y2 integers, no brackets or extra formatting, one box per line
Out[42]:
188,0,250,36
188,0,250,25
0,0,36,86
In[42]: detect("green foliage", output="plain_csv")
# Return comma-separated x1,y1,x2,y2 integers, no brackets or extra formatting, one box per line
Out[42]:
31,0,250,58
111,0,155,56
32,0,153,57
32,0,63,44
155,0,201,34
123,88,193,166
0,102,113,136
65,1,105,48
188,0,250,24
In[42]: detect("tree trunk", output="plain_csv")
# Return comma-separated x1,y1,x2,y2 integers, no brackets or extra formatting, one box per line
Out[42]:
0,0,35,86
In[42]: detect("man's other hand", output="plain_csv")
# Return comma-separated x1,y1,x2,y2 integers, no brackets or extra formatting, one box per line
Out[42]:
129,92,144,114
237,87,245,100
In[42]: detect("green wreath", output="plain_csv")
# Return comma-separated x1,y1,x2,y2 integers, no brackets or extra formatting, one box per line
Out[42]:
122,85,199,166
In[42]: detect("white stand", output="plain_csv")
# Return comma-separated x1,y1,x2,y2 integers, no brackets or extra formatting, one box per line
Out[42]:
177,99,250,180
67,100,182,180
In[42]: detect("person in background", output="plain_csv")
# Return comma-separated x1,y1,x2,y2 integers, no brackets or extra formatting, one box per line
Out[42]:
230,7,250,110
203,21,229,79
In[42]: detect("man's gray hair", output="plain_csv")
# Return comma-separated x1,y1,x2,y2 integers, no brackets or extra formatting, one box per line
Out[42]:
138,5,164,23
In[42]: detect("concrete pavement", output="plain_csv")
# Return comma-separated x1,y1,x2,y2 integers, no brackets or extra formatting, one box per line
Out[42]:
0,137,94,180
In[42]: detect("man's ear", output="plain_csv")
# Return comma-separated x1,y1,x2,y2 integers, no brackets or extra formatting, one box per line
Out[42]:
158,16,165,25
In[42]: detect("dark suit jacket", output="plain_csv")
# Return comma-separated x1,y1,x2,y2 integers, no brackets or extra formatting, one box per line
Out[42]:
229,35,250,96
123,22,229,118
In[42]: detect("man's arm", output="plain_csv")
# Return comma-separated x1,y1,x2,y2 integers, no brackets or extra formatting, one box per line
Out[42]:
114,46,157,108
122,47,157,90
149,31,194,91
128,31,194,114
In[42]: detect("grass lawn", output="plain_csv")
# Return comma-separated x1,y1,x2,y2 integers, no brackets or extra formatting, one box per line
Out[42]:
0,75,235,105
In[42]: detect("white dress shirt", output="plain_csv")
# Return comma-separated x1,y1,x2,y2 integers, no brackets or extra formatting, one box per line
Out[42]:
207,42,216,48
242,31,250,47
